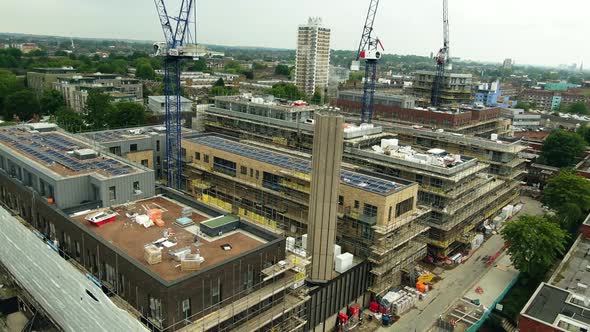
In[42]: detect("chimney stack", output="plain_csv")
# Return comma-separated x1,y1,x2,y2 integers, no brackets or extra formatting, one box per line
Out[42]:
307,111,344,283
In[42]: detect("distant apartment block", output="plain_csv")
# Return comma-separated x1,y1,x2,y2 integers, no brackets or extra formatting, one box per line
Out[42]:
333,90,503,135
502,58,513,70
27,67,77,97
503,108,542,130
519,89,590,111
53,74,143,113
412,70,473,107
147,96,193,114
474,81,516,108
295,17,331,96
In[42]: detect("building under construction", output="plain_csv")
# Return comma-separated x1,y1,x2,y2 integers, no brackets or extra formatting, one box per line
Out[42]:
412,70,473,107
181,132,430,297
333,90,508,136
195,95,524,256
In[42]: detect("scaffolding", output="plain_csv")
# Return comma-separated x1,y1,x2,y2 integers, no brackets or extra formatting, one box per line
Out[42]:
173,260,310,332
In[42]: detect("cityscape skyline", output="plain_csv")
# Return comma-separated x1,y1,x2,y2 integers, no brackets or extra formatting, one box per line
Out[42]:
1,0,588,68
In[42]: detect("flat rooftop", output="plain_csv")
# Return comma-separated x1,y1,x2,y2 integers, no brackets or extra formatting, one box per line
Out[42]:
81,125,196,144
551,236,590,294
0,126,141,178
214,95,321,113
521,234,590,329
366,142,474,169
71,196,267,282
190,135,408,196
523,283,590,326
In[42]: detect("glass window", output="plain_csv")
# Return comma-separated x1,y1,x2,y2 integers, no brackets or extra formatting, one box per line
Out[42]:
240,166,247,175
195,152,200,161
133,181,140,192
130,144,138,152
396,198,414,217
109,186,116,200
354,200,359,209
338,196,344,206
204,155,209,163
363,204,378,217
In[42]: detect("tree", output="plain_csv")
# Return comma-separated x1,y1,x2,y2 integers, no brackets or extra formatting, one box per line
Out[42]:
55,106,85,133
0,69,19,109
515,102,531,112
542,170,590,231
578,125,590,145
274,64,290,76
502,215,568,279
39,89,64,115
188,58,207,72
84,89,113,129
540,129,586,167
108,102,146,128
214,78,225,87
3,89,39,121
349,71,364,82
242,70,254,80
564,102,589,115
210,86,238,97
266,83,306,101
253,62,267,70
224,61,243,73
136,63,155,80
311,89,322,105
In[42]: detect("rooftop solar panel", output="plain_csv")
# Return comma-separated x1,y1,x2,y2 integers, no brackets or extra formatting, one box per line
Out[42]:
192,136,399,195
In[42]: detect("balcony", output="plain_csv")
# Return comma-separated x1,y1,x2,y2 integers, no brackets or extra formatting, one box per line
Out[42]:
338,206,377,225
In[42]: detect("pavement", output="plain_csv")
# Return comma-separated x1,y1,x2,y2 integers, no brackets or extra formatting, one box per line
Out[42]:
0,207,148,332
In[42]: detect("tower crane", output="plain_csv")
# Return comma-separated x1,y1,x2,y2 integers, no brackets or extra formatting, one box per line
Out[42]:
352,0,383,124
153,0,199,189
431,0,451,108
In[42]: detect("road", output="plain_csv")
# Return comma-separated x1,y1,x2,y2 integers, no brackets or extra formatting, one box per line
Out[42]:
380,197,542,332
379,235,506,332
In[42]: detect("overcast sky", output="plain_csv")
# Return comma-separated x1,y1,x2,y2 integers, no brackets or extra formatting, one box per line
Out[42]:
1,0,588,67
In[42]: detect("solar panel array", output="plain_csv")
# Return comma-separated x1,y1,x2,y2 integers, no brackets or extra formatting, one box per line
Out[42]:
194,136,399,195
0,129,134,177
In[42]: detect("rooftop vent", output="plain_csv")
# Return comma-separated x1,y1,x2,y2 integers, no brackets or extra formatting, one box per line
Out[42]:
73,149,98,160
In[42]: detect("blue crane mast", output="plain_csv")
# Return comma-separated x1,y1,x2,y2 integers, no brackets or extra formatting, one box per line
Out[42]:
353,0,383,124
153,0,198,189
431,0,451,108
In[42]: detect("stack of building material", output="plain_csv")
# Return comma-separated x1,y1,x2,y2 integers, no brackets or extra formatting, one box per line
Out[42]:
144,245,162,265
502,205,514,219
471,234,485,251
391,290,418,316
170,247,192,262
286,237,295,251
334,244,342,258
181,253,205,271
335,253,354,273
135,214,154,228
301,234,307,250
148,209,164,227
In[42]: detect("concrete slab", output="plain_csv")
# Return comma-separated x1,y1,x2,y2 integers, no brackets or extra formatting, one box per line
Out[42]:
464,255,519,308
